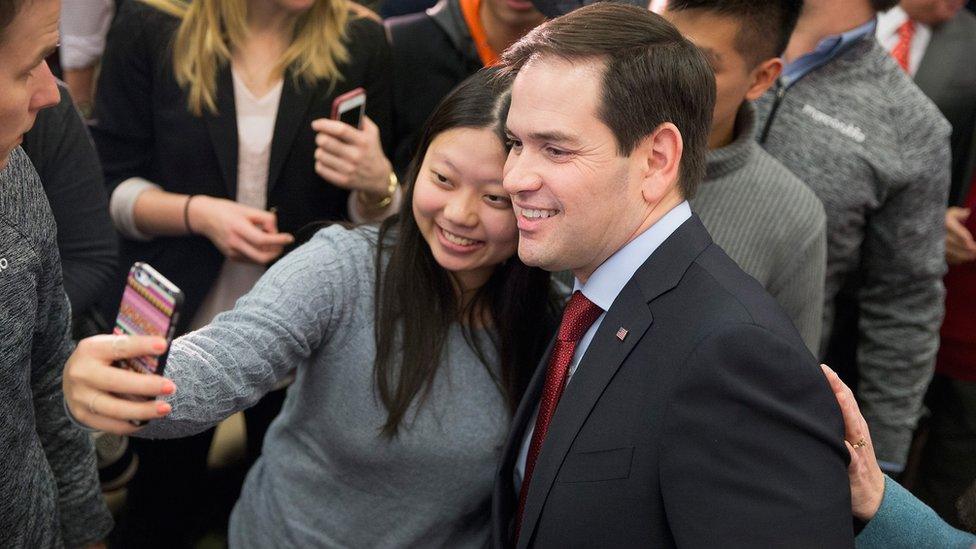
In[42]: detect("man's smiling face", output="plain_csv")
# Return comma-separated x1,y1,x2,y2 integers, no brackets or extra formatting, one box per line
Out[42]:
503,55,653,282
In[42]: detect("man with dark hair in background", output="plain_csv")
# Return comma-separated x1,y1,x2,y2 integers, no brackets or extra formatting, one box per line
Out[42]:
385,0,545,174
661,0,827,354
877,0,976,528
491,4,852,547
755,0,952,475
0,0,113,547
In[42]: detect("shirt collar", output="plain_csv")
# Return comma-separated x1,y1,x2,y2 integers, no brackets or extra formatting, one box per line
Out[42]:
876,6,909,40
782,18,877,86
573,201,692,311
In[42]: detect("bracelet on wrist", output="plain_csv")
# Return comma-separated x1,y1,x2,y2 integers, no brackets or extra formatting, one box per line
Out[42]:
358,172,399,210
184,195,197,235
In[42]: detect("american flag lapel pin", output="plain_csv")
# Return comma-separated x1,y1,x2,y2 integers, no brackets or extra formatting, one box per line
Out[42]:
616,327,628,341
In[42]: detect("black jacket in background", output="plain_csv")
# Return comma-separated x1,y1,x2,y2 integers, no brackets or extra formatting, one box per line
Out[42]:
22,83,118,317
386,0,482,174
915,8,976,206
91,1,394,335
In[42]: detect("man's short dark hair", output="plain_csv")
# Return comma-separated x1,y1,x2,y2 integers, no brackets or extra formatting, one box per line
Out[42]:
0,0,30,44
668,0,803,66
500,3,716,199
871,0,899,12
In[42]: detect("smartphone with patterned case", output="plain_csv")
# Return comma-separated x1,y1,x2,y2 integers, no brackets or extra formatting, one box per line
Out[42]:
113,262,183,376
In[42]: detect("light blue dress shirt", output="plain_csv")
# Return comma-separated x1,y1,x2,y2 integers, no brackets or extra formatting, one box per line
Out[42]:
514,201,693,491
781,19,877,88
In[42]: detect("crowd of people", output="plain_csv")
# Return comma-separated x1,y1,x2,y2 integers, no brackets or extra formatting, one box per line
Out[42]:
2,0,976,547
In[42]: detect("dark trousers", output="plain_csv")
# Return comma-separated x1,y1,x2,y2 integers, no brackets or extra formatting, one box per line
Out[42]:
914,374,976,530
109,388,288,548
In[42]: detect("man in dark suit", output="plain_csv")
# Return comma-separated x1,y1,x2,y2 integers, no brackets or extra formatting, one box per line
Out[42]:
493,4,854,547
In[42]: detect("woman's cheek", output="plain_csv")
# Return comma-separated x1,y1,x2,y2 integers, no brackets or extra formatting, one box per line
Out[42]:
484,206,519,248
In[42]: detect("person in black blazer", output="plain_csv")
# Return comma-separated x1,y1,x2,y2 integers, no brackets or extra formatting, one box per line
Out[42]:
493,5,853,546
90,0,394,546
909,3,976,208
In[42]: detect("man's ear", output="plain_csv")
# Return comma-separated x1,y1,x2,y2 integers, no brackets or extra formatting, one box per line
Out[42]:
638,122,683,204
745,57,783,101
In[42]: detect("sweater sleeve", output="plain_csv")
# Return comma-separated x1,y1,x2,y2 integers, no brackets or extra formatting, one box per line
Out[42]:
23,83,118,315
855,112,951,467
136,226,369,439
855,475,976,549
31,240,113,546
766,206,827,355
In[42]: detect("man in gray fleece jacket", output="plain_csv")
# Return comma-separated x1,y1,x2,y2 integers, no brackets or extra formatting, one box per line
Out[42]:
664,0,827,354
0,0,113,546
755,0,952,470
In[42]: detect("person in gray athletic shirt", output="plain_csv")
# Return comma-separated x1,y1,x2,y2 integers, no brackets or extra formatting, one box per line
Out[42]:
754,0,952,474
0,0,113,546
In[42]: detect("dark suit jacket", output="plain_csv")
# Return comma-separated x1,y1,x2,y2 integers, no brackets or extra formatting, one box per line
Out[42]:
91,1,393,334
492,215,853,548
916,9,976,206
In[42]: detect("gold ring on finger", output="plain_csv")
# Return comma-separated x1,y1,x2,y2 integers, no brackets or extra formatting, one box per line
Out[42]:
850,438,868,449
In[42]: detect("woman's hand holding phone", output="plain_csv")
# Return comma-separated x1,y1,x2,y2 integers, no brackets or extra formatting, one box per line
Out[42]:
187,196,294,264
311,115,392,197
63,334,177,434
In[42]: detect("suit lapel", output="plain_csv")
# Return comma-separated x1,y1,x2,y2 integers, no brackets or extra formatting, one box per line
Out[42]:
517,216,713,548
203,65,239,200
493,335,556,548
267,74,316,197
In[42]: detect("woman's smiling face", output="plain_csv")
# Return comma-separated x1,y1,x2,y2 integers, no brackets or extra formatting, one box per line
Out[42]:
412,127,518,292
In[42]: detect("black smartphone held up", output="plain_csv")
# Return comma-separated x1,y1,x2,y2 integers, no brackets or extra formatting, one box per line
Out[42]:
331,87,366,130
113,262,184,377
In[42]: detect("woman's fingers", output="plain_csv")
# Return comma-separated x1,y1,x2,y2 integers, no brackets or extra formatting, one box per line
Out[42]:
85,390,172,421
72,360,176,397
80,413,145,435
314,161,350,187
77,334,168,362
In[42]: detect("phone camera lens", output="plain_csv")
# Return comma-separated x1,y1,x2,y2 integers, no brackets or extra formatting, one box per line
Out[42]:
135,270,150,285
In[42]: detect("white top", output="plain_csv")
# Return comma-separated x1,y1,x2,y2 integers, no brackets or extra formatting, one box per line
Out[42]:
189,69,283,329
514,201,693,490
59,0,115,70
876,6,933,77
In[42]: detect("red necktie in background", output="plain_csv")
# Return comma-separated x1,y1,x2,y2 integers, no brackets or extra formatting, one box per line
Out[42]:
892,19,916,72
515,291,603,542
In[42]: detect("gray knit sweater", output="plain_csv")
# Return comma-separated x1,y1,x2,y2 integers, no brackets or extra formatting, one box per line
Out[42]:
0,147,113,548
692,103,826,353
138,225,511,548
755,36,951,465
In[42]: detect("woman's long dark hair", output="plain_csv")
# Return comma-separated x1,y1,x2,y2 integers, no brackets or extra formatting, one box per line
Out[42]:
374,70,559,437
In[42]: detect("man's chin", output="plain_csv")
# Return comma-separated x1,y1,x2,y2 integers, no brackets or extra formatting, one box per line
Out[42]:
517,244,563,273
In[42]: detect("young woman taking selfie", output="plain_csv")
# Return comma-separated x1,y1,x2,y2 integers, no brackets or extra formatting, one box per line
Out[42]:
69,71,558,547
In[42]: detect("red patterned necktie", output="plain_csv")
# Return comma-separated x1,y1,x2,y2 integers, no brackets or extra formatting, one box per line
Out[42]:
892,19,916,72
514,291,603,541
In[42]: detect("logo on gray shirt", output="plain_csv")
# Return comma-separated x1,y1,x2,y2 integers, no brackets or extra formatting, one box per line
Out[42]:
802,104,867,143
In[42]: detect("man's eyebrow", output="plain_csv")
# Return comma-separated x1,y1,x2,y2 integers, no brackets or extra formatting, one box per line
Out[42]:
528,130,581,146
505,126,581,145
25,43,58,73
